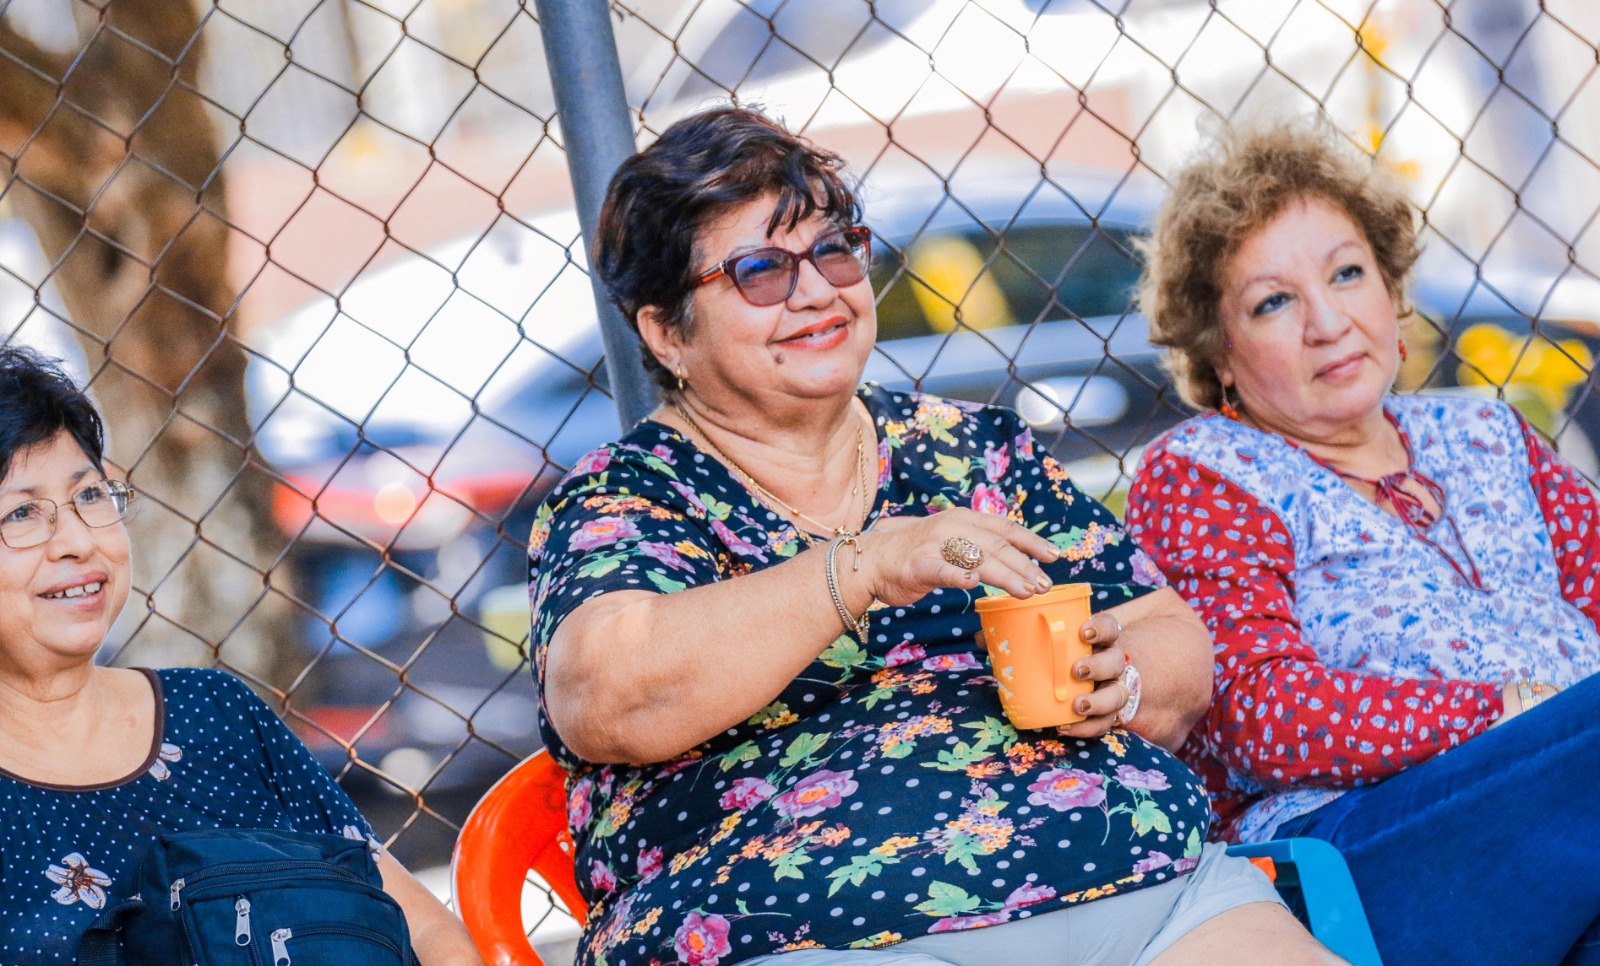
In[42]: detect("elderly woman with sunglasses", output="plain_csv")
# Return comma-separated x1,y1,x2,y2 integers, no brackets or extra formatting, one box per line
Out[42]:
1125,119,1600,966
529,106,1341,966
0,347,481,964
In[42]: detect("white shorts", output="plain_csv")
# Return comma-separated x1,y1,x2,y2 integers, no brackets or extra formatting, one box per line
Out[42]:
741,843,1285,966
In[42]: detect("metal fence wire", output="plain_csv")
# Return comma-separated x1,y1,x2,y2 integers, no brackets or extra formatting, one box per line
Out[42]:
2,0,1598,955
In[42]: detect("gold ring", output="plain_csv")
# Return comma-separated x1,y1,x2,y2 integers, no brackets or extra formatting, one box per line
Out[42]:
940,536,984,570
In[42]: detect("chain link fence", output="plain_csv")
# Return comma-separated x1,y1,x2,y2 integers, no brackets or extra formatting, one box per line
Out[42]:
2,0,1598,955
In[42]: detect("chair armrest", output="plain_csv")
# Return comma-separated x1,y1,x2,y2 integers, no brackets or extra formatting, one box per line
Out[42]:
1228,838,1384,966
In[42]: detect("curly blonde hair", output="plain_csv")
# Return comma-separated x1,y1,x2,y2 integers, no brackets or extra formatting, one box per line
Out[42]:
1135,117,1421,410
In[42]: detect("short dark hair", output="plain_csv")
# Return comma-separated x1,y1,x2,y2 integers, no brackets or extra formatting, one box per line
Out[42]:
593,105,862,393
0,346,106,484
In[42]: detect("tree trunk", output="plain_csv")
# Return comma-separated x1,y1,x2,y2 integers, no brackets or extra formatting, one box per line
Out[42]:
0,0,294,683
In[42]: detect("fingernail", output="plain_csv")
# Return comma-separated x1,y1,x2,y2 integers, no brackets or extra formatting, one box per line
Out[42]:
1075,663,1091,680
1076,699,1091,713
1035,576,1052,592
1083,627,1098,642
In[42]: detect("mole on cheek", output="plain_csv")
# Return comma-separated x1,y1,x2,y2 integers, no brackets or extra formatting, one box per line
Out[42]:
774,352,786,365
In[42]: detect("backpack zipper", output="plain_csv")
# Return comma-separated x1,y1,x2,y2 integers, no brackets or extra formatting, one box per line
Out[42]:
235,896,252,945
267,922,410,965
180,866,378,902
270,927,292,966
177,859,369,892
172,893,199,966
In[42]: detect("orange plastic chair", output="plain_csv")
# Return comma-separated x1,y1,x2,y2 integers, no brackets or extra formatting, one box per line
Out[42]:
451,749,588,965
454,751,1382,966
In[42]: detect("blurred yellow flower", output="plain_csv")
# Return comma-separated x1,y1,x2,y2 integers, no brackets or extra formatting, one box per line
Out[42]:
1456,322,1593,421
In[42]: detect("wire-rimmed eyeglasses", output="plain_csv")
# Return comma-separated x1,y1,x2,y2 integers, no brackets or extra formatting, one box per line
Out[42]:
0,479,135,550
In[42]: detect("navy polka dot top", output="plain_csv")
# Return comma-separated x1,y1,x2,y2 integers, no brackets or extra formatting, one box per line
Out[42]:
0,668,374,963
529,386,1210,966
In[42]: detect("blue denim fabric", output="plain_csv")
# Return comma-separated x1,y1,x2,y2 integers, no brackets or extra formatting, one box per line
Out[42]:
1272,672,1600,966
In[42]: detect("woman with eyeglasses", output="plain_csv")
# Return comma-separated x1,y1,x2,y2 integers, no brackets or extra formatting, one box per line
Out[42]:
0,347,482,964
1125,118,1600,966
528,106,1338,966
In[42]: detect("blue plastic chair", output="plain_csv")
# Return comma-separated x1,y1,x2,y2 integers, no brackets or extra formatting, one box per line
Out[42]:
1228,838,1384,966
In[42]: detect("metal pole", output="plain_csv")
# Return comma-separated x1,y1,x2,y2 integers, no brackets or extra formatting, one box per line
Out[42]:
535,0,657,430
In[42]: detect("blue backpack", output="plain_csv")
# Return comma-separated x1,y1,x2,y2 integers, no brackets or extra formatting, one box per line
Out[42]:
78,827,415,966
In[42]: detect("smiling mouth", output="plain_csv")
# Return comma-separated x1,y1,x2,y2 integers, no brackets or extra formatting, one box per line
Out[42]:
779,320,847,345
42,581,103,600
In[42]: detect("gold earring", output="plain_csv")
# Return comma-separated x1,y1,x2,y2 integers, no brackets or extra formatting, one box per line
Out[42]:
676,369,687,394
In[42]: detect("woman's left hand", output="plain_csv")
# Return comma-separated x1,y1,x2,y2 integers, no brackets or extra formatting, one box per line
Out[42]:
1054,611,1133,741
974,588,1210,751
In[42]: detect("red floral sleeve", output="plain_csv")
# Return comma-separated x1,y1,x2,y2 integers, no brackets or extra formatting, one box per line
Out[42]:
1519,417,1600,631
1125,443,1502,803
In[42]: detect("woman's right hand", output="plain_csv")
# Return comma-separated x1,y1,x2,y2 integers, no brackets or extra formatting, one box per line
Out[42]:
854,508,1061,606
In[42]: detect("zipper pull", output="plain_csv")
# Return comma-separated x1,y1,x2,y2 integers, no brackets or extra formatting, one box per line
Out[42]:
168,878,185,911
234,897,252,946
270,927,292,966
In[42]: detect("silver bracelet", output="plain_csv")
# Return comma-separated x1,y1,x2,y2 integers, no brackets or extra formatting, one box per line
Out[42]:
826,536,870,643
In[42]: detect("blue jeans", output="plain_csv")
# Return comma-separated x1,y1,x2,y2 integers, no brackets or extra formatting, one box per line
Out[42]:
1272,671,1600,966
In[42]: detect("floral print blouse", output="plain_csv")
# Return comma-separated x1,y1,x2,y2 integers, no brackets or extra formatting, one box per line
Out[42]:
1126,395,1600,842
0,668,376,963
529,385,1205,966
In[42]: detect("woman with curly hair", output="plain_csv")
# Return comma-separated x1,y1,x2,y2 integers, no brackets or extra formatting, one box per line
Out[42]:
1126,117,1600,966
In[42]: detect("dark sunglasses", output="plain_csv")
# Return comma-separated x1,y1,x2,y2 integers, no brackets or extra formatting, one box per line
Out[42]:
693,225,872,307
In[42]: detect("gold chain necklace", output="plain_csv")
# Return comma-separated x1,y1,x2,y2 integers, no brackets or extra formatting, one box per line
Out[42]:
672,400,873,544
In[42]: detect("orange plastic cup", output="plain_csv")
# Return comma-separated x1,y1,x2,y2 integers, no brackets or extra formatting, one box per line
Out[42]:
974,583,1093,730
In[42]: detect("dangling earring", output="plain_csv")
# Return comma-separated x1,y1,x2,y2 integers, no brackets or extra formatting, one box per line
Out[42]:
1219,381,1239,421
676,368,688,394
1218,342,1240,419
1398,337,1409,363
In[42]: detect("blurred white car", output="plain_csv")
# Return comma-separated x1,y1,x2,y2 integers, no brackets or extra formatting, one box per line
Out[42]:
0,219,90,391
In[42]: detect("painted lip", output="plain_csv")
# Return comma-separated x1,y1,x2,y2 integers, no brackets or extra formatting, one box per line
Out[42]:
1315,350,1366,379
38,571,109,599
776,315,850,344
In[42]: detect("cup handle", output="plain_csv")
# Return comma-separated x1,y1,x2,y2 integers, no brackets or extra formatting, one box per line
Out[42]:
1048,617,1075,702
